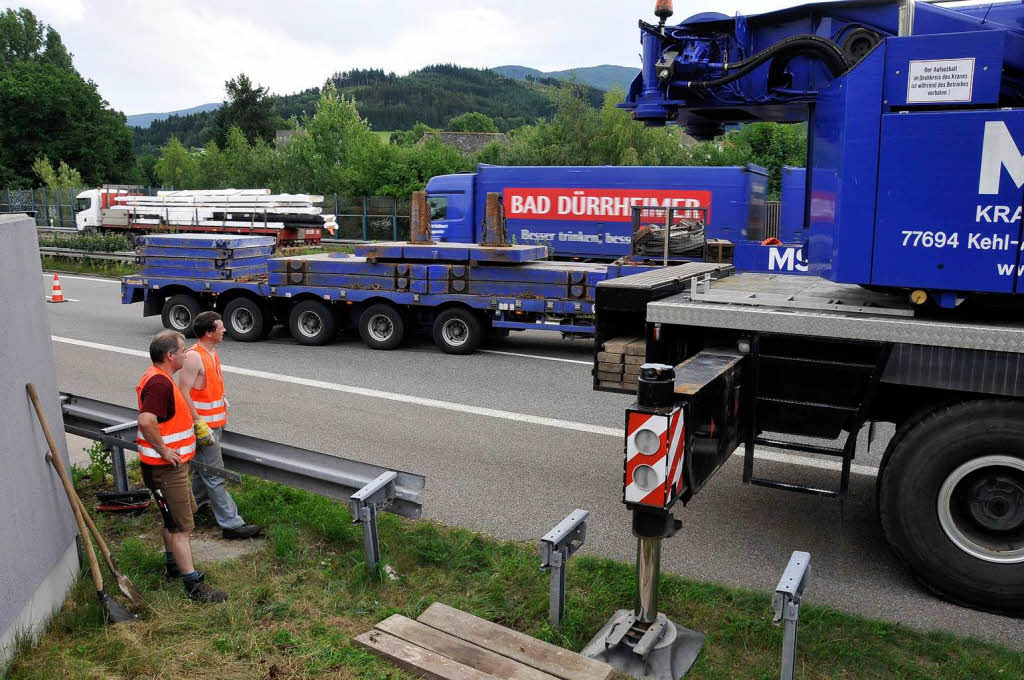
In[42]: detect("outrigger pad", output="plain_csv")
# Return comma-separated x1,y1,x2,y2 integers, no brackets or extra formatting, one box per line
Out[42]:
582,609,704,679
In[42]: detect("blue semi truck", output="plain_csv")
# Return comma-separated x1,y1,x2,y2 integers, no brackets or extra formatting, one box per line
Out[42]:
425,164,768,259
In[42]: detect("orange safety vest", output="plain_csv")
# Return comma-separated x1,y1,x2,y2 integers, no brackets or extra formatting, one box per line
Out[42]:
136,366,197,466
188,343,227,428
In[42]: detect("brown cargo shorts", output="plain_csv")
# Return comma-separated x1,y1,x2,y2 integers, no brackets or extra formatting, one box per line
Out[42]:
141,461,198,533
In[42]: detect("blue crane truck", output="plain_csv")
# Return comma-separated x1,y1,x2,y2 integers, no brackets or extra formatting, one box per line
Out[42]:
590,0,1024,624
425,164,768,258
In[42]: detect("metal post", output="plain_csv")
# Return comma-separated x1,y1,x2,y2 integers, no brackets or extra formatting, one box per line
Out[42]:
663,207,671,267
636,536,662,623
361,196,368,240
360,503,381,568
109,445,129,493
57,189,64,229
349,470,399,573
392,197,398,240
538,509,589,626
772,551,811,680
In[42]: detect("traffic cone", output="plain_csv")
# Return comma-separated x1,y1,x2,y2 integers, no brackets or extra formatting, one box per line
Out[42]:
48,273,65,303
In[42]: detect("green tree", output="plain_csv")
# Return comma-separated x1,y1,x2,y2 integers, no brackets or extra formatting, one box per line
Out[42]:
447,112,498,133
32,155,82,189
153,137,199,188
0,9,133,186
212,73,279,146
0,8,72,71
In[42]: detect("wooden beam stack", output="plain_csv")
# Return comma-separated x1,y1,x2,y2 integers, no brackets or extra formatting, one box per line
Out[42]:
597,336,646,391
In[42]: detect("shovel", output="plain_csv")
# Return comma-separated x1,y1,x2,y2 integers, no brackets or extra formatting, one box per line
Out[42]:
27,383,137,623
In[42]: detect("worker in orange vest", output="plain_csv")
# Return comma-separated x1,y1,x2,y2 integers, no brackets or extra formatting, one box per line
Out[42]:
177,311,262,539
137,330,227,602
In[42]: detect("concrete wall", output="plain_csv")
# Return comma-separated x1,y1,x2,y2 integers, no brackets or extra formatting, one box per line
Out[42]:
0,214,79,669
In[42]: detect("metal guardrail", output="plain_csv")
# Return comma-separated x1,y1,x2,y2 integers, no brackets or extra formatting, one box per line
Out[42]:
59,393,426,518
39,247,135,262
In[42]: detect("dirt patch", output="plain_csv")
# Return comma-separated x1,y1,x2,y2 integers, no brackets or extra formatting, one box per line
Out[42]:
190,532,264,563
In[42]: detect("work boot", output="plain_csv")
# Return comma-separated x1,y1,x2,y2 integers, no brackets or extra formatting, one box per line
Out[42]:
222,524,263,540
184,572,227,603
165,562,182,580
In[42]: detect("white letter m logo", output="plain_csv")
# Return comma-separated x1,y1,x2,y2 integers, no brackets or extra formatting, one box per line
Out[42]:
979,121,1024,195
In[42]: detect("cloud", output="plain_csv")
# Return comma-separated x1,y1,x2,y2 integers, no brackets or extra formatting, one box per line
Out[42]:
16,0,86,24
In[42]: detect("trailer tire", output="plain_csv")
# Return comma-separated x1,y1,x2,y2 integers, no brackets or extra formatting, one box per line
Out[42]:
288,300,336,346
223,297,265,342
358,303,404,350
433,308,482,355
878,401,1024,615
161,294,200,337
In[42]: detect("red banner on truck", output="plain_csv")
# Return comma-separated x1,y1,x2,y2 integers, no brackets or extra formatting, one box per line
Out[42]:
504,187,712,222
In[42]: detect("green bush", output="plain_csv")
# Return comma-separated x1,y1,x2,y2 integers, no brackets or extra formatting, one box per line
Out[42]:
37,231,134,252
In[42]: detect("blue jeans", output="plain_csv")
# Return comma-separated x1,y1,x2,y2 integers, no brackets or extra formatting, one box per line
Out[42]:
191,427,245,530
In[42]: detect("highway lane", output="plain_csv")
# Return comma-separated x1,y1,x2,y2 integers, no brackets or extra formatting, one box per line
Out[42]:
44,273,1022,648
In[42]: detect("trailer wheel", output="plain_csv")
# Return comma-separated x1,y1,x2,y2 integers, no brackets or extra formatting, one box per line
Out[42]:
161,294,199,337
878,401,1024,615
223,297,265,342
358,303,404,350
288,300,336,346
433,308,482,355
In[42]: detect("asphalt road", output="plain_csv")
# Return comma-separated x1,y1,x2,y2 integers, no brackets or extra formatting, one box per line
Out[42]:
43,273,1022,648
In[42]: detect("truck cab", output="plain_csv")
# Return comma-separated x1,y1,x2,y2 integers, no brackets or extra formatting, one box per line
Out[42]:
424,173,475,243
73,189,101,231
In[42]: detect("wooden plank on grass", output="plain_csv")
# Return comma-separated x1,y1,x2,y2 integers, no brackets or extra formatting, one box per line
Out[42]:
417,603,615,680
376,615,558,680
354,630,497,680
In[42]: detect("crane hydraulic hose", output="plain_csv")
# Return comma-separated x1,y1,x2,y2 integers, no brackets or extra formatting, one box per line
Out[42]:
687,34,851,89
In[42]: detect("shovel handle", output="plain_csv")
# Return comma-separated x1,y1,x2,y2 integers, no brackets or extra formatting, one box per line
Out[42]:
27,383,105,591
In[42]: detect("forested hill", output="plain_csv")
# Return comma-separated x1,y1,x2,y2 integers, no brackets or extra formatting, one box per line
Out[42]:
132,65,605,155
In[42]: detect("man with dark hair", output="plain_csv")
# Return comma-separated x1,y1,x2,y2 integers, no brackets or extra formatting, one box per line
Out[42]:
177,311,261,539
137,330,227,602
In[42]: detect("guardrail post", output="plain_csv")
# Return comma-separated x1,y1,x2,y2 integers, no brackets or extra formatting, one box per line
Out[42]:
349,470,398,571
772,551,811,680
538,509,589,625
100,420,138,492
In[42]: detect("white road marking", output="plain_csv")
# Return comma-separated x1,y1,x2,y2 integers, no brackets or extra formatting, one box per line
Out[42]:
42,273,120,283
42,298,80,302
51,335,881,478
479,349,591,365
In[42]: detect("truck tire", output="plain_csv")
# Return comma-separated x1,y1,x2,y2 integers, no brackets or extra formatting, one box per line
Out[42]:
878,400,1024,615
358,303,405,350
161,294,199,337
288,300,336,346
433,308,482,355
223,297,265,342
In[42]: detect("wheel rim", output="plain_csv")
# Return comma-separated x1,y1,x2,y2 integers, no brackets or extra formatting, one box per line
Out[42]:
297,311,322,338
441,318,469,347
937,455,1024,564
169,305,192,330
230,307,254,333
368,314,394,342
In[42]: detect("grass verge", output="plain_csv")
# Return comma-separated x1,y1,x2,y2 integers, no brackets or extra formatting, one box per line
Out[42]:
6,472,1022,679
41,255,137,278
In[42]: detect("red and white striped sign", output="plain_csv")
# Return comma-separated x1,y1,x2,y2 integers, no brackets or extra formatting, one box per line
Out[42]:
505,188,711,223
624,407,685,508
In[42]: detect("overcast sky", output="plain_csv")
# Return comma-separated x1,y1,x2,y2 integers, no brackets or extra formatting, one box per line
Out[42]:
11,0,801,115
